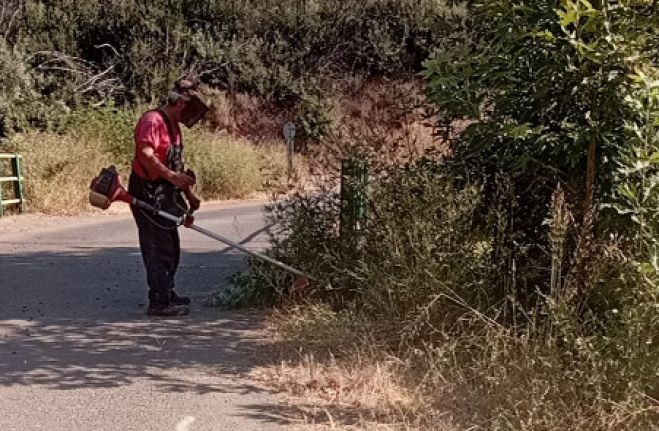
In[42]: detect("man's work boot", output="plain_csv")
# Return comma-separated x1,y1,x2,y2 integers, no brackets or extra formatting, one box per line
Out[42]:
147,304,190,317
170,289,191,306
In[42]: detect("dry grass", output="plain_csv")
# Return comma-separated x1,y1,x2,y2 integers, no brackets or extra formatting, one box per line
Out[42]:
332,78,439,161
3,130,293,215
252,304,659,431
201,78,446,169
185,131,291,200
254,357,439,431
251,305,458,431
204,89,291,143
6,132,117,215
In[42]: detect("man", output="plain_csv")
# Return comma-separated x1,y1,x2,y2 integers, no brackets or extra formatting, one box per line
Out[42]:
129,79,208,317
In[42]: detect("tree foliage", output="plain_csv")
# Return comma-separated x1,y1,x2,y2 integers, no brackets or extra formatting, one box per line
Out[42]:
423,0,658,295
3,1,457,103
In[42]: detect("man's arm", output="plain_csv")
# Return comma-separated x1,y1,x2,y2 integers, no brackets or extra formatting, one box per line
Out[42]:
137,145,195,190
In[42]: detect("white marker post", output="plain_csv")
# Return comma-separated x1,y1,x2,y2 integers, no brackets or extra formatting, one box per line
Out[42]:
283,121,296,178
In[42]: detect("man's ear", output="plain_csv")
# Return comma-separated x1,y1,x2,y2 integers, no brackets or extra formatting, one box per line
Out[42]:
175,97,187,110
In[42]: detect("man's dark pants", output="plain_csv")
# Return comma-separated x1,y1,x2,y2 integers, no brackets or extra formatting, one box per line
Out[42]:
129,173,180,308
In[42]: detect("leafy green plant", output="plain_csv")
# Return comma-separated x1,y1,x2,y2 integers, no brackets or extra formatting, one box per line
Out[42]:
294,93,334,142
0,40,62,136
4,0,459,132
63,104,135,166
423,0,659,302
227,2,659,428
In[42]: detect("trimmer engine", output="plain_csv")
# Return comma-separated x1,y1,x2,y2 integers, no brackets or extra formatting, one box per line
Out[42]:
89,165,131,209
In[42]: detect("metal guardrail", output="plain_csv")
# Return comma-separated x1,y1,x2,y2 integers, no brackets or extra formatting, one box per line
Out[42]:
0,153,25,216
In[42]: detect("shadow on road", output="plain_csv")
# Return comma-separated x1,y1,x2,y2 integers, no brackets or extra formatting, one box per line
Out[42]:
0,244,299,427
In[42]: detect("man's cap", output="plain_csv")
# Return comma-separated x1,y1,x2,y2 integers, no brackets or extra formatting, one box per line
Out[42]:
173,79,200,97
171,78,210,128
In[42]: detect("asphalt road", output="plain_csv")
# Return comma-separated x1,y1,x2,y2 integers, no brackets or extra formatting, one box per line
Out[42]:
0,202,292,431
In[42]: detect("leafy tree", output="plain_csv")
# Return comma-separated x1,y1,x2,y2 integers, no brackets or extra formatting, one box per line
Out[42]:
423,0,658,298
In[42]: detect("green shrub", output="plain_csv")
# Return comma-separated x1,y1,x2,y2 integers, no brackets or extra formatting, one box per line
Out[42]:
232,158,658,429
0,41,64,136
294,93,334,142
223,1,658,428
214,183,346,308
222,160,491,319
5,0,461,132
423,0,659,312
63,104,136,166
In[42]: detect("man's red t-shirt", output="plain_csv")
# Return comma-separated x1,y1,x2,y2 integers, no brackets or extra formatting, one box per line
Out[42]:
132,111,182,180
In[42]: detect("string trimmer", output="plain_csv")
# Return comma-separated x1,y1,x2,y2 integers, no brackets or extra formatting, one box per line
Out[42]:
89,166,314,291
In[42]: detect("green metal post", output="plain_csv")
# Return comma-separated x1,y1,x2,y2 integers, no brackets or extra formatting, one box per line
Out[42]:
12,154,24,213
340,157,369,238
0,175,3,217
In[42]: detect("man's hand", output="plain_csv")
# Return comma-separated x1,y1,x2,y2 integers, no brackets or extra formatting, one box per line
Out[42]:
168,171,196,190
186,191,201,212
183,214,195,228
